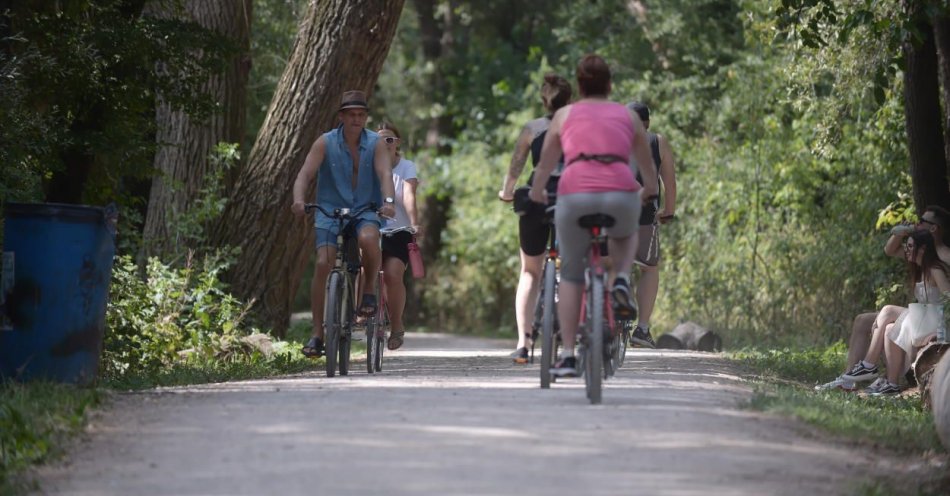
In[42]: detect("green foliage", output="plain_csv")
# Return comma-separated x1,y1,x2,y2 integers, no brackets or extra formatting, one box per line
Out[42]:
0,382,101,492
103,252,254,380
163,142,242,265
0,1,234,204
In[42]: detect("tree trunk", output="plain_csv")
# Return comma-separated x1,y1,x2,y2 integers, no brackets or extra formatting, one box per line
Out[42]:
931,350,950,450
142,0,252,260
212,0,405,336
933,14,950,174
904,2,950,211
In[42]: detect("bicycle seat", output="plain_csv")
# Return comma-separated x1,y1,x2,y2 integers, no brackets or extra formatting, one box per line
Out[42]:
577,213,615,229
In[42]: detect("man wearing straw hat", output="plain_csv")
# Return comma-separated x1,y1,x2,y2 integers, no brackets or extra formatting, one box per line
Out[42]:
292,90,396,358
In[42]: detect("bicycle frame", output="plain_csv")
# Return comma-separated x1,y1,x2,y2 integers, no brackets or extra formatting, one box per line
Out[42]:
579,225,616,337
305,203,376,377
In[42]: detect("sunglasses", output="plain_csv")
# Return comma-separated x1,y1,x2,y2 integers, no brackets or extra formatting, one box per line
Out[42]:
920,218,936,227
383,136,400,144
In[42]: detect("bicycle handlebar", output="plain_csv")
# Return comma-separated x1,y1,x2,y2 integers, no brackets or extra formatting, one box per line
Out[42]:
304,202,379,219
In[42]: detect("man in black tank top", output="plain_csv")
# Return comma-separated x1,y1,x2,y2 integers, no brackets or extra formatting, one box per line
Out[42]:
626,102,677,348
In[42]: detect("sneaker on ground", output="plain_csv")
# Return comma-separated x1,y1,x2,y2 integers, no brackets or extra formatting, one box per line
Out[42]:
863,377,888,394
611,277,638,320
550,356,578,377
630,325,656,349
510,347,529,364
815,376,857,392
841,361,879,382
868,381,902,396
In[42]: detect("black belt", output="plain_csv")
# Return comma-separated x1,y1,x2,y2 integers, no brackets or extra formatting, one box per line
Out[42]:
566,153,627,165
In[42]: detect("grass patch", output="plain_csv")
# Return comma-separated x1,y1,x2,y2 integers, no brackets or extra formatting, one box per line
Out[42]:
728,343,943,454
1,382,103,494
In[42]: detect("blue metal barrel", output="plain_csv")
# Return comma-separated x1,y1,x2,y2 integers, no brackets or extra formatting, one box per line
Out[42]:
0,203,117,385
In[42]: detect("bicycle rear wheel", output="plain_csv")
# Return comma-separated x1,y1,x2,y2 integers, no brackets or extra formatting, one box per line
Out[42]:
585,275,604,404
324,271,343,378
540,260,557,389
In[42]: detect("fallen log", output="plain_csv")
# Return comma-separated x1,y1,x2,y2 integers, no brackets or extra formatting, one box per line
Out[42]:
931,350,950,450
656,321,722,352
913,342,949,408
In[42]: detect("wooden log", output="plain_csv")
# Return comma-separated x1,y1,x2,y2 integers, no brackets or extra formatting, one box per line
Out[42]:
931,350,950,450
913,342,949,408
656,321,722,352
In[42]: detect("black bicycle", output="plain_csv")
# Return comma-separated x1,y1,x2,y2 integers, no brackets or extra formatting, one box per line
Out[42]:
305,203,378,378
514,187,561,389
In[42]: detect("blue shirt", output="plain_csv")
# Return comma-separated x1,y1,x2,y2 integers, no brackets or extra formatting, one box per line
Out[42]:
314,125,382,229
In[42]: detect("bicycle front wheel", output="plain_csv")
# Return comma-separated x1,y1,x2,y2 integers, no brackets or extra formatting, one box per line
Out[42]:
366,277,382,374
324,271,343,378
585,275,604,404
338,279,353,376
540,260,557,389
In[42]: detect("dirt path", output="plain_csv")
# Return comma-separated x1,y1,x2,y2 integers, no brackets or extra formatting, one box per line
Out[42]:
34,333,889,495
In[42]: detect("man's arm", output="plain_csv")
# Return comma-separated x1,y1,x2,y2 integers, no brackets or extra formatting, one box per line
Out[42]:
499,125,533,201
630,114,658,202
657,134,677,221
292,136,326,216
374,140,396,218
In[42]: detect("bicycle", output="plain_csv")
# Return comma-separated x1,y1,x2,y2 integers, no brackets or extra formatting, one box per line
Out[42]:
514,186,560,389
576,212,621,404
305,202,378,378
364,225,418,373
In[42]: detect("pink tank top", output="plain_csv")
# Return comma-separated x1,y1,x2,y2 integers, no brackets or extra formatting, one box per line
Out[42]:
558,101,639,195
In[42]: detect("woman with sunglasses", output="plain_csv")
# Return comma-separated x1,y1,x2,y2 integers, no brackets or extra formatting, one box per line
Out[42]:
376,122,421,350
871,230,950,394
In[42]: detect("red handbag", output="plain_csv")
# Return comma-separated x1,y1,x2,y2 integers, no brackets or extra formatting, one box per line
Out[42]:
407,241,425,278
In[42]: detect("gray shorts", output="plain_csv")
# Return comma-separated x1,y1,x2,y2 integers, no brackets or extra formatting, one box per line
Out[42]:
635,222,660,267
555,191,641,283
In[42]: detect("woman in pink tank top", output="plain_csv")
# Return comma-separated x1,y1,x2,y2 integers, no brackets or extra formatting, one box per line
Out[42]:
527,54,658,377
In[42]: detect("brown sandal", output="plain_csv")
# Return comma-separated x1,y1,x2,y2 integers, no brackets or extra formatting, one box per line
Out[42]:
387,330,405,350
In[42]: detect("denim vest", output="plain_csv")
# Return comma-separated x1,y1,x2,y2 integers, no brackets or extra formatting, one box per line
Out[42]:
314,125,381,228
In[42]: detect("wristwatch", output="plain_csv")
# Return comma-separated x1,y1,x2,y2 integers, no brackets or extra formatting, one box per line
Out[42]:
384,197,395,204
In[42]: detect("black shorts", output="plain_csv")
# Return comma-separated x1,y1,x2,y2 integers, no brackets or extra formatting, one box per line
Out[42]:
517,173,559,256
639,198,658,226
382,230,413,265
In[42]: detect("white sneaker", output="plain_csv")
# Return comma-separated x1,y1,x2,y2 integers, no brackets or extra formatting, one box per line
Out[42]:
815,376,857,392
864,377,888,394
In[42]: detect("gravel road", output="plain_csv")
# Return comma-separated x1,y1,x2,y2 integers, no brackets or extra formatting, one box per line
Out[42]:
34,332,890,495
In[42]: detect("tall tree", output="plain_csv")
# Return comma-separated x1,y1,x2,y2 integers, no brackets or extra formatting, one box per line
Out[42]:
904,0,950,210
212,0,405,335
143,0,253,260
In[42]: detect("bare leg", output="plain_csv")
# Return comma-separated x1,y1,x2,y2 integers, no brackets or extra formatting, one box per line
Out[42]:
383,257,407,332
845,312,876,369
514,251,544,350
862,305,904,366
311,245,337,340
636,265,659,326
357,226,382,304
558,281,583,354
883,326,905,384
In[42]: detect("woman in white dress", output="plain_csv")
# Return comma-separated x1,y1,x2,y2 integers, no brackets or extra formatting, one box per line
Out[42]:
870,230,950,395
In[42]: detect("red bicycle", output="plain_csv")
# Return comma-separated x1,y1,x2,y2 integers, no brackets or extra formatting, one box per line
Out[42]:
364,225,417,373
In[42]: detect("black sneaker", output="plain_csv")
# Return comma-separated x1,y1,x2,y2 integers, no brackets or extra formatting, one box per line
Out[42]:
868,381,902,396
302,336,324,358
630,325,656,349
510,347,529,364
611,277,638,320
550,356,578,377
841,361,879,382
